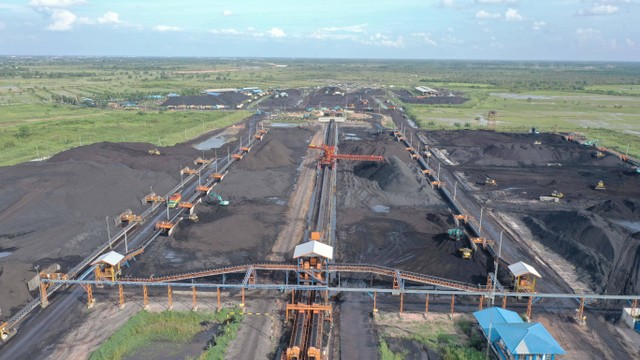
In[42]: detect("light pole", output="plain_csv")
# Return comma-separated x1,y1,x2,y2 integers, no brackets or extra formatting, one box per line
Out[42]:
106,216,111,249
479,207,484,234
453,181,458,201
491,230,504,306
437,162,441,181
124,230,128,253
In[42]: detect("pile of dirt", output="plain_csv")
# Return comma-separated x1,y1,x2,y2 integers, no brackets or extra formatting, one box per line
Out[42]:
355,156,423,192
587,199,640,220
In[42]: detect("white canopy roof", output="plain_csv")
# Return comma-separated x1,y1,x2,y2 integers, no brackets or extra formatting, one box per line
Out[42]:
91,251,125,266
508,261,541,278
293,241,333,260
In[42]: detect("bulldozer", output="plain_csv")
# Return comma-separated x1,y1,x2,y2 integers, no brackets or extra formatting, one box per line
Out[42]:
459,248,472,259
147,148,160,155
551,190,564,198
592,151,605,159
485,178,497,186
448,228,465,241
594,180,606,190
208,191,229,206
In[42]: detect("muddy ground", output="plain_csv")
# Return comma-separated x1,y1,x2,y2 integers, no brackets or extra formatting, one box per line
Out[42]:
426,129,640,295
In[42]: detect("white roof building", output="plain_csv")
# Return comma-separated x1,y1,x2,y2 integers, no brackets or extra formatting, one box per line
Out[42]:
508,261,541,278
91,251,125,267
293,241,334,260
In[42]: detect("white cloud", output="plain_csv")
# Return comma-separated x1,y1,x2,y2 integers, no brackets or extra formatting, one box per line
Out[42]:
412,32,438,46
477,0,517,3
575,27,601,40
223,10,232,17
211,28,241,35
476,10,501,19
578,5,619,15
97,11,121,24
319,24,368,33
532,21,546,30
154,25,182,32
505,8,523,21
440,0,455,7
29,0,85,7
366,33,404,48
46,8,76,31
626,38,637,49
268,27,285,38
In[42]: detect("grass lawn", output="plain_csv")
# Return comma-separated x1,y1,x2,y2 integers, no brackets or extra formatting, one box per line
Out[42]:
0,104,249,166
89,309,243,360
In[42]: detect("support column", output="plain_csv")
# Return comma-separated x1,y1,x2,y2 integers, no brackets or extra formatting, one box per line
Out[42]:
118,284,125,309
291,289,295,303
192,286,198,311
502,293,507,309
577,297,585,324
168,285,173,310
39,282,49,308
143,285,149,310
240,287,245,308
526,296,533,321
373,291,378,314
85,284,95,309
479,295,484,310
399,292,404,314
217,287,221,311
450,295,455,318
425,294,429,315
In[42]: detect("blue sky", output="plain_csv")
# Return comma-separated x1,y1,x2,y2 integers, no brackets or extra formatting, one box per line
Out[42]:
0,0,638,61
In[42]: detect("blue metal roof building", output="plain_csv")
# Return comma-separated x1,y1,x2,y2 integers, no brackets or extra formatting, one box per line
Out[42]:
474,307,565,359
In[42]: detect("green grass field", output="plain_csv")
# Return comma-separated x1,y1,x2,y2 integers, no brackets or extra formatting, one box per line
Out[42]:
1,57,639,164
0,103,248,166
89,309,242,360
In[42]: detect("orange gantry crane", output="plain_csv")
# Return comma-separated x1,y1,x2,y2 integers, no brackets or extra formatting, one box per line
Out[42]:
308,144,384,168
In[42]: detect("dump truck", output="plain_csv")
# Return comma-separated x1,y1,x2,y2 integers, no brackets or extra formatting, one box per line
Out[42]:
168,193,182,208
147,149,160,155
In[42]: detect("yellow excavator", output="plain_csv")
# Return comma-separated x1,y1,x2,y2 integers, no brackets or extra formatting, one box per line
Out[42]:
551,190,564,198
594,180,606,190
459,248,472,259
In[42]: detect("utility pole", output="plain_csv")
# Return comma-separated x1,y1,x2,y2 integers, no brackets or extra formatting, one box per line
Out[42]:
491,230,504,306
106,216,111,249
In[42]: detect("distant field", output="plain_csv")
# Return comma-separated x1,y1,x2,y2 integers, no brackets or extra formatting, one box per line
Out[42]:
0,103,248,166
404,88,640,158
1,57,639,163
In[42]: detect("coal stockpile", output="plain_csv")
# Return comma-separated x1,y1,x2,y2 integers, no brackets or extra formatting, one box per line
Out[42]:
259,89,305,110
428,129,640,295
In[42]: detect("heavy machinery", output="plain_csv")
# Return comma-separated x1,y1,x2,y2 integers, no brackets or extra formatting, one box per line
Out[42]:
308,143,384,168
144,192,165,203
119,209,144,225
208,191,229,206
167,193,182,208
485,178,497,186
194,157,212,165
448,228,465,241
636,167,640,175
181,167,198,175
594,180,606,190
593,151,605,159
147,148,160,155
459,247,472,259
533,140,542,145
551,190,564,198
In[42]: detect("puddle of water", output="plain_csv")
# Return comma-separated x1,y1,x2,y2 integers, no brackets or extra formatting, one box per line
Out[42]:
371,205,390,213
194,135,233,150
614,220,640,233
0,251,12,259
267,197,287,206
